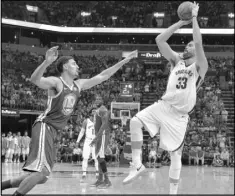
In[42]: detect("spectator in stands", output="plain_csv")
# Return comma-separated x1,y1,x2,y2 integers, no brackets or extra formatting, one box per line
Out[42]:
212,147,223,167
188,146,197,165
161,150,171,166
221,106,228,124
144,83,150,92
148,145,157,168
142,143,149,164
196,147,205,166
72,144,82,164
220,148,230,167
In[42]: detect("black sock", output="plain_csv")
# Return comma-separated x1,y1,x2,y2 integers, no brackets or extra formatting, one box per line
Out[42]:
13,190,24,196
104,172,109,181
2,180,12,190
99,161,107,173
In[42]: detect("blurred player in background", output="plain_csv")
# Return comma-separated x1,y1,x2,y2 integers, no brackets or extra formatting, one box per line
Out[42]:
76,111,99,182
21,131,31,162
14,132,22,163
2,133,8,162
5,132,15,163
90,99,112,189
123,2,208,195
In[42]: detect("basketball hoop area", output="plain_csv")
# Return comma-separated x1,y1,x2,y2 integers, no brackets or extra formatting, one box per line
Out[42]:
111,102,140,127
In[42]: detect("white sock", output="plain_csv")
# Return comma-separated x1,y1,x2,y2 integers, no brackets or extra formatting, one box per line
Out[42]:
170,183,179,194
132,149,142,168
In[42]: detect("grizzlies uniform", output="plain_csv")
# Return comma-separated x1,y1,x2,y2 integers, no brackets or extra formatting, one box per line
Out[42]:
136,60,203,152
23,77,80,173
94,106,111,158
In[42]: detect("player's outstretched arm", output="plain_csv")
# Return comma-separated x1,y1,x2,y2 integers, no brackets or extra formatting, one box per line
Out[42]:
76,50,138,90
76,119,87,144
156,20,191,66
192,2,208,79
30,46,60,90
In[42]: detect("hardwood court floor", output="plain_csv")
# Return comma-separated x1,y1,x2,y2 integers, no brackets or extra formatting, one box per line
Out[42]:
1,162,234,195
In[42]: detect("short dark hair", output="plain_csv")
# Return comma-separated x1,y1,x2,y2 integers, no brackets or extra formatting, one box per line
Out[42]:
56,56,74,74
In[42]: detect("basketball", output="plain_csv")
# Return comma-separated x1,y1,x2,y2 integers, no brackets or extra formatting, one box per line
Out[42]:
177,1,194,20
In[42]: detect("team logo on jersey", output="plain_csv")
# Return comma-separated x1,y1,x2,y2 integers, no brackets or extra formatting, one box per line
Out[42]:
62,93,77,116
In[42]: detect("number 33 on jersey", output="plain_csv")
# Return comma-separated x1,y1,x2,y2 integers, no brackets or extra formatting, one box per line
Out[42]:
161,60,203,113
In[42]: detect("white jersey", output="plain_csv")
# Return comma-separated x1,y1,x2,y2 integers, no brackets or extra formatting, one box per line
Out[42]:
85,118,95,140
161,60,202,114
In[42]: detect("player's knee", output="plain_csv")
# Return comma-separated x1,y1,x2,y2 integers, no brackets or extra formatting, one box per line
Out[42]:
170,151,182,169
169,151,182,180
130,117,143,142
130,117,143,132
38,167,50,184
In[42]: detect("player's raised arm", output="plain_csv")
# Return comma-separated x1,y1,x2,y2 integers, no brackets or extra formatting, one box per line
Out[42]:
192,2,208,79
30,46,60,90
76,50,138,90
156,20,192,66
76,119,87,144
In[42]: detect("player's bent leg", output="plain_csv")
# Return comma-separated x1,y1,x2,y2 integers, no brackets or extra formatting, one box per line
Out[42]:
15,166,50,195
123,117,146,185
169,149,183,195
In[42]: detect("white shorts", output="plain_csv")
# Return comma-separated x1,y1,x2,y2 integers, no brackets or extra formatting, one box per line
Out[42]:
14,147,21,154
22,147,30,155
6,149,14,157
82,138,96,159
136,100,189,152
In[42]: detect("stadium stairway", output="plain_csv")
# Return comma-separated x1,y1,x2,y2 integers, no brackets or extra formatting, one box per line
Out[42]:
221,90,234,148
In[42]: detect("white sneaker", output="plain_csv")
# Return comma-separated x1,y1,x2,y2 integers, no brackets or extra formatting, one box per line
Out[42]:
123,164,146,185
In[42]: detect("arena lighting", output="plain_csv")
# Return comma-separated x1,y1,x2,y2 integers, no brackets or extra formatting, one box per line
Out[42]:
112,16,118,20
228,13,234,19
81,12,91,17
2,18,234,35
154,12,165,18
26,5,38,13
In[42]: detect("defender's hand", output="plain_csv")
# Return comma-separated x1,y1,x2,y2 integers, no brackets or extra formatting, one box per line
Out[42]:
45,46,59,64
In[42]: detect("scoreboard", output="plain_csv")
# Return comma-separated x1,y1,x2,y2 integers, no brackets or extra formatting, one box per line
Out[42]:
120,82,134,97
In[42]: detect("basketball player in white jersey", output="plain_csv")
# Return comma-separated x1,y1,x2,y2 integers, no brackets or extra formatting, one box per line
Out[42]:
123,2,208,194
76,111,99,182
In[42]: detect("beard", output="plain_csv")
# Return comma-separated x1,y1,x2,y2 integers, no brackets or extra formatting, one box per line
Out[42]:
182,51,193,60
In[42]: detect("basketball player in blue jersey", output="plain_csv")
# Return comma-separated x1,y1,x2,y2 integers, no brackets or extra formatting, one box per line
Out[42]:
123,2,208,194
2,46,138,195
